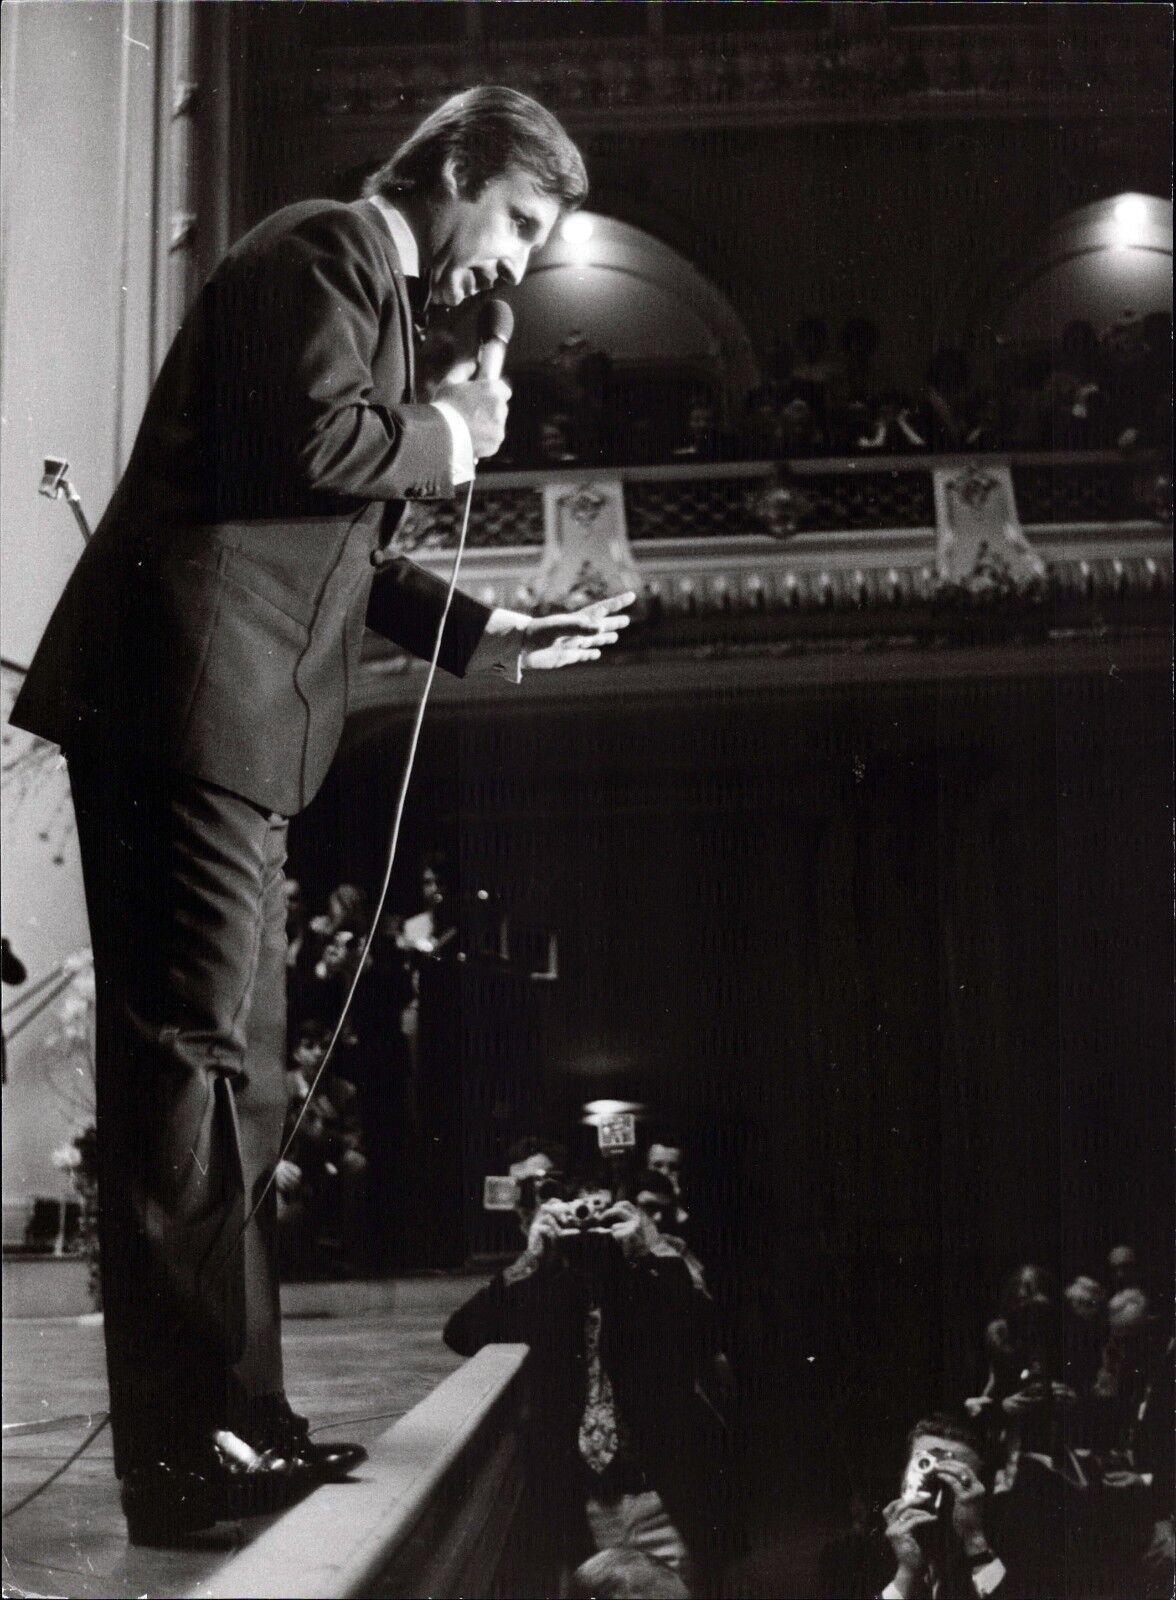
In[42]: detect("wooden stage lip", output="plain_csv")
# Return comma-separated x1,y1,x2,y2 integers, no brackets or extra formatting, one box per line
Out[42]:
198,1344,529,1600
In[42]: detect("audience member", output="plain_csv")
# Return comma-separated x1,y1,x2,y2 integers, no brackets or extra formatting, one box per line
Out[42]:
507,1133,572,1238
570,1545,691,1598
855,389,927,454
879,1413,1031,1597
1106,1243,1144,1295
914,349,994,452
672,396,729,462
789,315,838,432
1042,320,1108,449
539,411,581,466
443,1167,734,1591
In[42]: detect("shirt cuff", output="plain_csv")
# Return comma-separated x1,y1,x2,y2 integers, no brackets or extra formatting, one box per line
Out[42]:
431,400,475,486
467,608,527,682
880,1585,906,1599
971,1557,1006,1596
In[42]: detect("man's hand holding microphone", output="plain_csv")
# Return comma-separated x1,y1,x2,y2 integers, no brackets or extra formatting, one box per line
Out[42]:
433,298,515,462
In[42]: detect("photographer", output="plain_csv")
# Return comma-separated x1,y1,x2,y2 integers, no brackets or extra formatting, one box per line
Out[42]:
443,1172,733,1593
880,1416,1009,1599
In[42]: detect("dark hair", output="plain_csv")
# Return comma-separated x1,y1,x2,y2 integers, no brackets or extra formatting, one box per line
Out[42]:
633,1169,677,1202
570,1547,690,1599
906,1412,982,1460
999,1262,1059,1319
506,1134,569,1172
363,86,587,209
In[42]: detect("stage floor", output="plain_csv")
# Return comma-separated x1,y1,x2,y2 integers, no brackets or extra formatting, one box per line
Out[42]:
2,1278,472,1599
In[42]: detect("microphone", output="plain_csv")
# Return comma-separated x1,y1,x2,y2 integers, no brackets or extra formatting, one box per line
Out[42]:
476,298,514,381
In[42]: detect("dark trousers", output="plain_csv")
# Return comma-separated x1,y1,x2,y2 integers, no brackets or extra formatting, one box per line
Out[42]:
68,755,290,1474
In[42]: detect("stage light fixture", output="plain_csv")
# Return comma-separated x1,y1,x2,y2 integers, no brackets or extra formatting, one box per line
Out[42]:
1111,193,1150,248
561,212,595,246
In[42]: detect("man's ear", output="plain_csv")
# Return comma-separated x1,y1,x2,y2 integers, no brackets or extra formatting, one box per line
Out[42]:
439,152,469,200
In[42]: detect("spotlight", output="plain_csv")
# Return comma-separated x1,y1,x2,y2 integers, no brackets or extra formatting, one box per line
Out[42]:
1111,193,1150,248
560,213,595,247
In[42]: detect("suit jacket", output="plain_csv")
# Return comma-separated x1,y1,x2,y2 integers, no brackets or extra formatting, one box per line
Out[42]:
11,199,490,815
443,1252,735,1581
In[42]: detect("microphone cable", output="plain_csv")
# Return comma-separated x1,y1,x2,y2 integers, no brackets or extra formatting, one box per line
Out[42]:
2,474,480,1522
251,471,477,1214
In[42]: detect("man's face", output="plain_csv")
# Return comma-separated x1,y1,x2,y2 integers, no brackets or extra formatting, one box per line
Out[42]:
647,1144,682,1192
635,1187,675,1234
426,165,561,309
421,869,444,908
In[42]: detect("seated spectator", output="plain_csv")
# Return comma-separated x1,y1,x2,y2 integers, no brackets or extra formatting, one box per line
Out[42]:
443,1168,734,1592
1088,1291,1174,1597
965,1265,1078,1473
1063,1273,1108,1400
506,1133,571,1239
855,390,927,454
570,1546,690,1598
1042,320,1108,448
829,317,891,451
740,385,783,459
995,348,1049,449
1106,1243,1144,1295
631,1169,703,1291
914,349,995,452
644,1131,686,1203
574,350,618,465
539,411,581,466
276,1080,369,1278
880,1413,1024,1598
672,396,729,462
777,391,826,457
789,315,837,432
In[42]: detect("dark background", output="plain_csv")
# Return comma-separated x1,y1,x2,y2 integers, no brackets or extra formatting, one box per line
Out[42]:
239,0,1176,1511
290,635,1172,1487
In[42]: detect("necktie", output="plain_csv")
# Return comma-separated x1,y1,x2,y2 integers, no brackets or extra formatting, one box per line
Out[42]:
578,1307,622,1473
406,274,431,338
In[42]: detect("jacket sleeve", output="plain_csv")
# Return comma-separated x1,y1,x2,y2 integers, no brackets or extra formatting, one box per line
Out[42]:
258,212,456,503
365,556,491,677
443,1272,531,1357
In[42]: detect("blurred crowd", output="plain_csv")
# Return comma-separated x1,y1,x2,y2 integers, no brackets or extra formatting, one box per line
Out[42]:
277,863,463,1279
816,1244,1174,1600
445,311,1171,472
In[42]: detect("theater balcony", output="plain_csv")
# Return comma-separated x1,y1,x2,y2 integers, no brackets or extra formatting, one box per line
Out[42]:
351,450,1172,726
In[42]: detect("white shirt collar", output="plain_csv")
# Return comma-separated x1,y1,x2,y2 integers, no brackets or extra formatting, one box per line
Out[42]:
366,194,421,280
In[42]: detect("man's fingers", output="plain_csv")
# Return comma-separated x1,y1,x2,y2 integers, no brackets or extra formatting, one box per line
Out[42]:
443,357,477,384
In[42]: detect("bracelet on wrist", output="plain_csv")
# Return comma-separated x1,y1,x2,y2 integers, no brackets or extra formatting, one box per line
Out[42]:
966,1546,996,1569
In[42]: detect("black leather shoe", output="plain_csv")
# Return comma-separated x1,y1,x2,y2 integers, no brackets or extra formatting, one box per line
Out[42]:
121,1434,315,1546
256,1398,368,1482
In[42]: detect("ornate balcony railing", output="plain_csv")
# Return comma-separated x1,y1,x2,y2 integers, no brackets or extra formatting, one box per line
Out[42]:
277,20,1168,137
358,450,1170,696
400,452,1165,556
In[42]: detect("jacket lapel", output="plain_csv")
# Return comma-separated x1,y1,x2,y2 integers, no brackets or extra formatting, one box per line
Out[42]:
353,199,416,401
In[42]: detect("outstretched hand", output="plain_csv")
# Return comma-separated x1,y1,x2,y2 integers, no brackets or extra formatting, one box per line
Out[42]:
520,592,636,671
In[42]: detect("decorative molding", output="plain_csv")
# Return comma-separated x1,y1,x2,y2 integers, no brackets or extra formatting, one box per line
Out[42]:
263,23,1169,140
360,453,1170,695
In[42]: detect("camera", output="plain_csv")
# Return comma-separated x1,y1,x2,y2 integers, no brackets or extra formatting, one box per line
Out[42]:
903,1453,952,1520
547,1194,619,1272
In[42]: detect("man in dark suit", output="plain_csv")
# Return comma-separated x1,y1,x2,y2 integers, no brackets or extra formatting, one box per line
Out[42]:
443,1178,735,1594
10,86,631,1544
